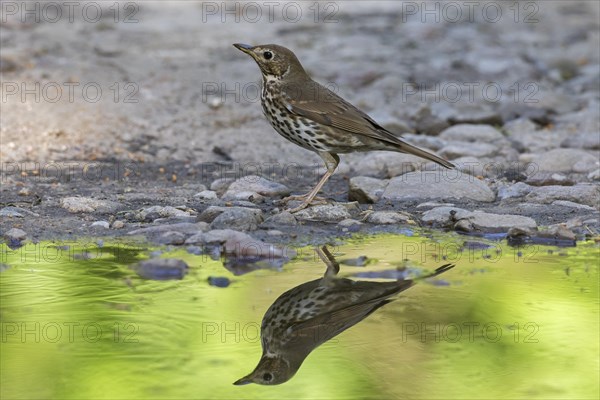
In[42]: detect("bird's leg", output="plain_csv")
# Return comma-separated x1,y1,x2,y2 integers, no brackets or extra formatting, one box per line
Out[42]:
316,245,340,279
287,153,339,213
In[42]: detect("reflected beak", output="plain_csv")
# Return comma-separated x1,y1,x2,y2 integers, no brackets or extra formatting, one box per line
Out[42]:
233,376,253,386
233,43,253,54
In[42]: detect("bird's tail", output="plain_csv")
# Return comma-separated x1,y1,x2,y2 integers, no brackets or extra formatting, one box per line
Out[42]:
397,140,455,169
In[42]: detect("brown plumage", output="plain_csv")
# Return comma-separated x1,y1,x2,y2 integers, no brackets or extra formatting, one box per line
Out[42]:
234,43,454,212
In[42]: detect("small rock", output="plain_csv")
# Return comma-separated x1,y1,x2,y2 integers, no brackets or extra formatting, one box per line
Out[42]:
0,206,39,218
366,211,411,224
3,228,27,241
91,221,110,229
439,142,498,158
222,175,290,198
267,230,284,236
542,224,576,241
61,197,121,213
199,206,263,231
348,176,388,203
134,206,191,221
525,184,599,207
560,132,600,150
156,231,186,245
498,182,533,200
222,191,265,203
502,118,539,137
210,178,236,194
194,190,218,200
422,207,537,232
588,169,600,180
551,200,596,211
352,152,421,178
439,124,504,142
112,220,125,229
294,204,353,222
208,276,231,288
525,172,575,187
533,149,599,173
128,222,209,236
185,229,294,259
132,259,189,280
340,256,370,267
382,172,495,202
337,219,362,233
262,211,298,227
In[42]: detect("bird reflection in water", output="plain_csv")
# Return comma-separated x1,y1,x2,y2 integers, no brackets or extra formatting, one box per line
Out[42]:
234,246,454,385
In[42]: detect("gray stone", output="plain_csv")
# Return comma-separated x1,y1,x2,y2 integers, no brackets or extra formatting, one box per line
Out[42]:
503,118,539,137
112,220,125,229
222,175,290,198
439,124,504,142
525,172,575,187
3,228,27,241
439,142,498,158
156,231,187,245
134,206,191,221
209,207,264,231
533,149,599,172
416,202,455,209
60,197,121,213
542,224,576,241
560,132,600,150
382,172,495,202
194,190,218,200
498,182,534,200
421,207,537,232
128,222,209,236
222,191,265,203
366,211,412,224
551,201,596,211
352,152,422,178
210,178,236,194
262,211,298,227
337,219,363,232
91,220,110,229
525,184,599,207
0,206,39,218
588,169,600,180
348,176,388,203
294,204,354,222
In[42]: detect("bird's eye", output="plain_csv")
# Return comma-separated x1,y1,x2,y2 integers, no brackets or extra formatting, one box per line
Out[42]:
263,51,273,60
262,373,273,382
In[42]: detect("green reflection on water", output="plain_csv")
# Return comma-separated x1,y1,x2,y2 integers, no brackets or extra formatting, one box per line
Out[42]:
1,233,598,399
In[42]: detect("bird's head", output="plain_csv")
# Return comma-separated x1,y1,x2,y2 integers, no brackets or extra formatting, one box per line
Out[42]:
233,354,298,386
233,43,306,80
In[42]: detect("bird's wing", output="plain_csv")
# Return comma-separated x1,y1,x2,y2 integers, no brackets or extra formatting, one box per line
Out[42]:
283,81,455,168
282,81,401,144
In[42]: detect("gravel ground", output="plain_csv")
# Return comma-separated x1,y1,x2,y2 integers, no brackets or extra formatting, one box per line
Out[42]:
1,1,599,248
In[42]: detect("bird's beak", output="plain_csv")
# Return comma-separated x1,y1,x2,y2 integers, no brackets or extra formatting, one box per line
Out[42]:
233,375,253,386
233,43,253,54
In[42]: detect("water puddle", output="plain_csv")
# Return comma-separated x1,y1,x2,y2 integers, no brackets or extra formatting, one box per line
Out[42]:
1,231,598,399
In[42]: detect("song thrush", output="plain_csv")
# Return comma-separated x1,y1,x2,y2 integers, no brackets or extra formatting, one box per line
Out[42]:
233,246,454,385
233,43,454,212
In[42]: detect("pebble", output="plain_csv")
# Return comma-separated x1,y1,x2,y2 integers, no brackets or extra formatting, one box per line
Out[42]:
366,211,412,225
208,276,231,287
128,222,209,236
3,228,27,242
199,206,263,231
533,148,599,173
525,172,575,187
194,190,218,200
588,169,600,180
134,206,192,221
382,172,495,202
439,142,498,158
262,211,298,227
185,229,295,259
348,176,388,203
498,182,533,200
60,197,121,213
525,184,599,207
112,220,125,229
294,204,354,222
222,175,290,198
222,191,265,203
0,206,39,218
560,132,600,150
210,178,236,194
91,220,110,229
551,200,597,211
337,218,362,232
421,207,537,232
438,124,504,142
156,231,187,245
352,152,421,178
132,259,189,280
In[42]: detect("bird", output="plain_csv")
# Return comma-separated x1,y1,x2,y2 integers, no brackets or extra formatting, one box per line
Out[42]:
233,246,454,385
233,43,454,212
